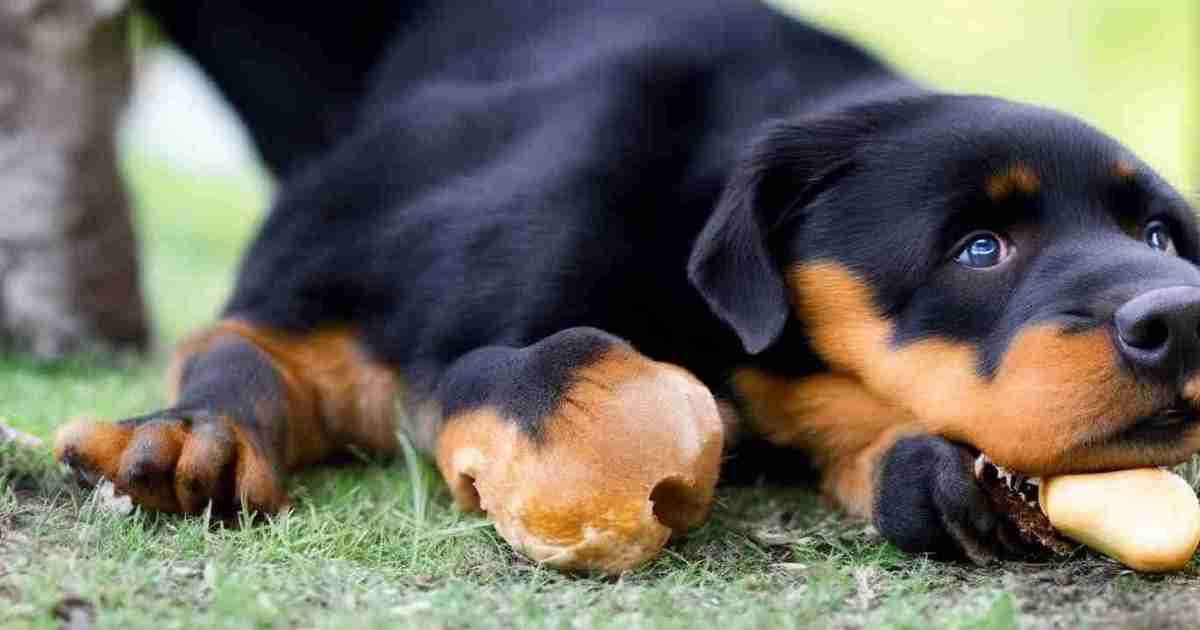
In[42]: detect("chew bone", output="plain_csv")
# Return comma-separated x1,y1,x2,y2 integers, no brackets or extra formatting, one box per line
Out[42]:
1039,468,1200,572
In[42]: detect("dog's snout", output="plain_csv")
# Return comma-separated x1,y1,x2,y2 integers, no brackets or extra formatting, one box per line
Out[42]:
1115,286,1200,378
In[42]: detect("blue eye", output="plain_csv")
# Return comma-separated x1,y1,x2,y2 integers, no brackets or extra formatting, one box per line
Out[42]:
1145,221,1176,254
955,232,1009,268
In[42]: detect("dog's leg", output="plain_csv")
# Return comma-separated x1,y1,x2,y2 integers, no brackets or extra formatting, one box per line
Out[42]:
54,320,399,514
430,327,724,574
734,369,1031,563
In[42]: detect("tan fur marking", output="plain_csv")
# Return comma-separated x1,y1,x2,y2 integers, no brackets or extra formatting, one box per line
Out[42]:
1184,378,1200,408
173,416,237,513
733,369,919,517
828,424,924,519
1114,160,1137,181
170,320,400,467
436,347,723,573
57,320,398,515
230,423,288,512
114,420,188,512
985,163,1041,201
788,262,1198,476
53,416,133,481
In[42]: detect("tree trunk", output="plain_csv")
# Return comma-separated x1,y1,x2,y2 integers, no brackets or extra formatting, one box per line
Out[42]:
0,0,149,359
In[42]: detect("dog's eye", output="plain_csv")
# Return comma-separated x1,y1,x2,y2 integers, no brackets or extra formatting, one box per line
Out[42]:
954,232,1010,269
1145,221,1177,255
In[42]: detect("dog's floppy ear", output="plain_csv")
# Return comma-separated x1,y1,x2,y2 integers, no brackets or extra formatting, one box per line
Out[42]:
688,111,882,354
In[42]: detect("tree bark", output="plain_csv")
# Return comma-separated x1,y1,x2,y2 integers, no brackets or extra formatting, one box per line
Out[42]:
0,0,149,358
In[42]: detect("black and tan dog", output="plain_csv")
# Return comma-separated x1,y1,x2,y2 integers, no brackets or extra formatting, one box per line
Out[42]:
56,1,1200,571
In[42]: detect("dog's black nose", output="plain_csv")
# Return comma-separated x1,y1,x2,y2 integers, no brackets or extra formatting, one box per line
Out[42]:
1115,286,1200,378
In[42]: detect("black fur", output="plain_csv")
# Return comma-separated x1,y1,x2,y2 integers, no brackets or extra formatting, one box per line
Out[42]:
874,435,1031,562
145,0,1200,561
169,337,288,444
436,327,622,441
142,3,413,176
168,0,901,395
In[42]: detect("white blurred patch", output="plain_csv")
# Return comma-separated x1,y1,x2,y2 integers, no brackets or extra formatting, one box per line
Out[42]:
0,418,43,448
95,479,134,517
119,47,262,178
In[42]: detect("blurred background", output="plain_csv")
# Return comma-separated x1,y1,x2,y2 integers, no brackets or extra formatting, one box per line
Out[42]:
115,0,1197,346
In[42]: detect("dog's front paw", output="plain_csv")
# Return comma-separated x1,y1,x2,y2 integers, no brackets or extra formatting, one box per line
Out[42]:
54,413,286,515
873,434,1033,564
435,333,724,574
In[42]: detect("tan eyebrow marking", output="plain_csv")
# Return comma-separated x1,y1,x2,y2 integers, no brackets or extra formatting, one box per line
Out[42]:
985,163,1041,201
1114,160,1137,181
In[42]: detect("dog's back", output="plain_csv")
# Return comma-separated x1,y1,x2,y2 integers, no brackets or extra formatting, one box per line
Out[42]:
150,1,904,391
146,1,894,179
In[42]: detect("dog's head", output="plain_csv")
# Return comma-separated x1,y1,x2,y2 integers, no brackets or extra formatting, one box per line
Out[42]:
690,93,1200,475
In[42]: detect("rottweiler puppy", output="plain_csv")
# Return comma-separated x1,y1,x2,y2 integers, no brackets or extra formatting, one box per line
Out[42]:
56,0,1200,572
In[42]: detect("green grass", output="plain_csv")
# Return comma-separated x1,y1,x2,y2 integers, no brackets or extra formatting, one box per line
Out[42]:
1,2,1198,628
9,425,1185,630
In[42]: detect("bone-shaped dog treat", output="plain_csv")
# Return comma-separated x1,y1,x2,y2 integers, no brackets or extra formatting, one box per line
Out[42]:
976,455,1200,571
1039,468,1200,572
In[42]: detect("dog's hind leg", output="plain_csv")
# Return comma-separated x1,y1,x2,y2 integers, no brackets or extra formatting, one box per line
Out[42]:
54,320,399,514
430,327,725,574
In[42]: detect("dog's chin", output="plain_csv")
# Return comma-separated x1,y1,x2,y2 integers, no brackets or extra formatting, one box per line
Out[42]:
970,398,1200,478
1108,398,1200,447
1063,397,1200,474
